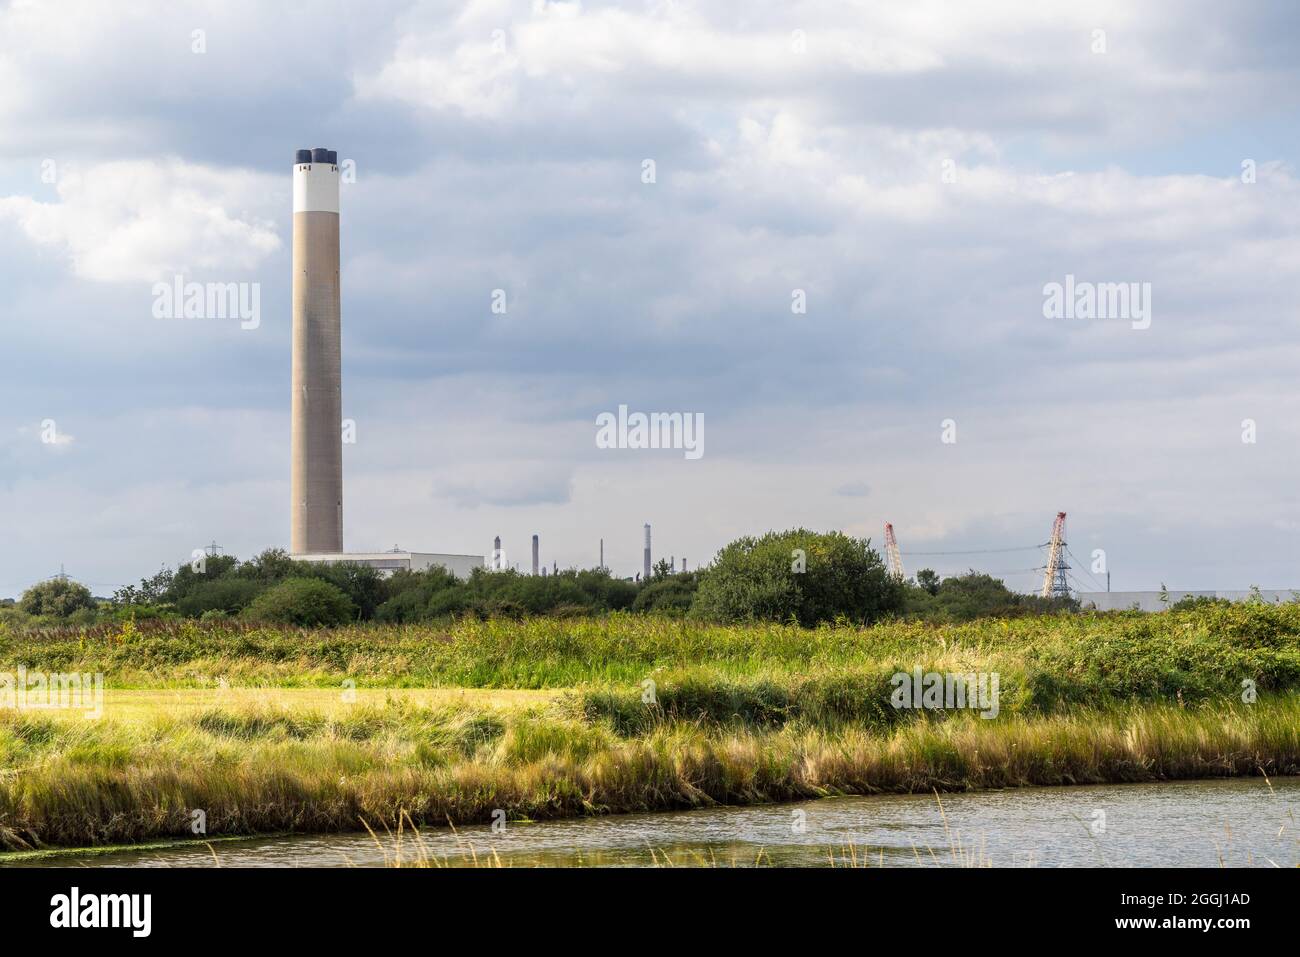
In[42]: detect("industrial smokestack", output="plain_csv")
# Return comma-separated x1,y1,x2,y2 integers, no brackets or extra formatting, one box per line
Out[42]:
643,523,651,580
599,538,604,571
532,535,539,575
290,147,343,554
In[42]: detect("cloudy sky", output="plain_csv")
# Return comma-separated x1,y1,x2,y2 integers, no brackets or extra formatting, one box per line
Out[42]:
2,0,1299,597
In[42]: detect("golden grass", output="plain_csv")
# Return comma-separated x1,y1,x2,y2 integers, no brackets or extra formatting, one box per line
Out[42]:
2,693,1297,851
28,687,558,725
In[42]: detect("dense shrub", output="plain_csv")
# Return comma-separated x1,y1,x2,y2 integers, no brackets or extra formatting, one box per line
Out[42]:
425,589,471,618
19,578,97,618
690,529,903,626
165,555,239,607
175,578,263,618
631,573,699,614
571,569,638,611
571,668,902,734
300,562,387,620
243,578,356,626
372,566,641,622
34,535,1109,631
373,567,461,623
902,570,1077,621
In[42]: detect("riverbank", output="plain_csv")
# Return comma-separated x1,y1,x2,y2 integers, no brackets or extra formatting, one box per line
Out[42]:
3,693,1297,851
10,777,1294,868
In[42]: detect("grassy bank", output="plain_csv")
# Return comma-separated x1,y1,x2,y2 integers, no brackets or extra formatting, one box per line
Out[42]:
2,693,1298,850
3,603,1299,850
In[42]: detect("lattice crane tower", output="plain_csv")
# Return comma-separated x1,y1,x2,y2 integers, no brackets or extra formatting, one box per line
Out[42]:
883,522,905,579
1040,511,1070,598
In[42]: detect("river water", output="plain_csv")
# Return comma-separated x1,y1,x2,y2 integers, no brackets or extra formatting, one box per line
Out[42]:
9,777,1297,867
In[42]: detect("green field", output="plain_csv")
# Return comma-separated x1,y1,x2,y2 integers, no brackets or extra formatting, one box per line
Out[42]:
2,603,1299,850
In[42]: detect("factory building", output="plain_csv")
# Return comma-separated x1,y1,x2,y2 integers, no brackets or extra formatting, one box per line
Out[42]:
294,551,483,580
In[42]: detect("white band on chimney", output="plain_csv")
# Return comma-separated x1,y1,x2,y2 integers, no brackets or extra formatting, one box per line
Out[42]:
293,163,339,214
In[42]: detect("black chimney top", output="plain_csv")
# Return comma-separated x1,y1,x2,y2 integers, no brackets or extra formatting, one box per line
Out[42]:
296,148,338,166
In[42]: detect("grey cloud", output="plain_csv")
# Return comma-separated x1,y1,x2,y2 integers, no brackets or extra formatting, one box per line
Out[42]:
2,1,1299,595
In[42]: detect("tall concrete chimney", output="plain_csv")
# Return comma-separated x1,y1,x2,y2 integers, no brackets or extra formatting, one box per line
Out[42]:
290,147,342,554
643,523,651,580
532,535,539,575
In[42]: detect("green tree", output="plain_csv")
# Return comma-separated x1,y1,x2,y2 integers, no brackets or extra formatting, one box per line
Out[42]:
301,561,388,619
165,554,239,606
690,529,903,626
632,572,699,614
573,568,638,611
243,578,356,626
112,567,174,607
176,578,264,617
915,568,941,596
234,548,301,584
374,566,462,622
929,571,1018,621
20,578,97,618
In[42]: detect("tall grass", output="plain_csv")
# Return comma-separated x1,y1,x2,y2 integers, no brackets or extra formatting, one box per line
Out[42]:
3,603,1300,703
3,694,1297,850
3,603,1298,850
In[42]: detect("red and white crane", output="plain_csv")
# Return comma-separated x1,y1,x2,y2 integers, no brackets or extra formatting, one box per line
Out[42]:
884,522,905,579
1041,511,1070,598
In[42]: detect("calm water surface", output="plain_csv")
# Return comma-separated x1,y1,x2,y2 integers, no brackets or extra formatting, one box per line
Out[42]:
9,777,1297,868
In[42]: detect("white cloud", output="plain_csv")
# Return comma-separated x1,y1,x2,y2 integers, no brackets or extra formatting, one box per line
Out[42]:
356,30,522,119
5,0,1300,595
0,159,280,282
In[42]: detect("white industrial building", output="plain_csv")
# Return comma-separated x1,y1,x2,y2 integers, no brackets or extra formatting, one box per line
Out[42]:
293,550,484,580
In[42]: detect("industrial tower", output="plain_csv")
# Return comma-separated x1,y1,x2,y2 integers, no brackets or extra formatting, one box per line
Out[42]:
1041,511,1070,599
290,147,343,554
883,522,904,579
